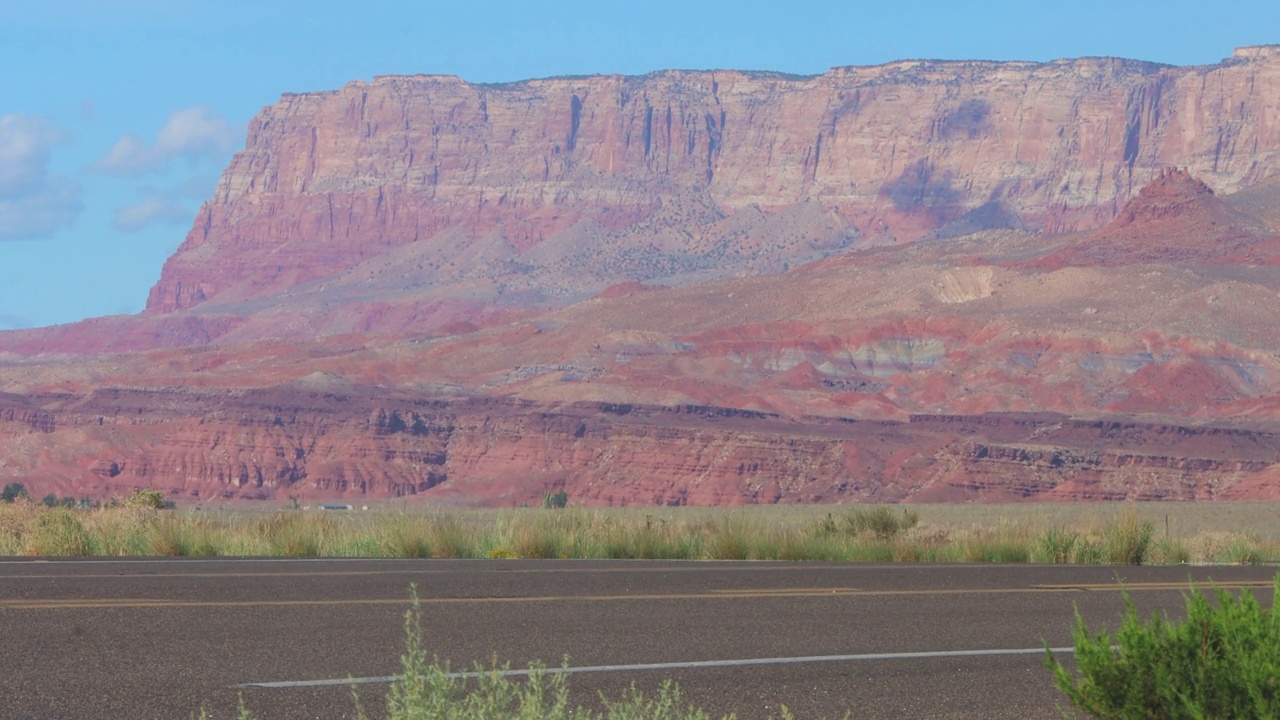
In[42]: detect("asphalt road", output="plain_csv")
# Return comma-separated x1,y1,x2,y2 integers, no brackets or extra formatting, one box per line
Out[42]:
1,559,1276,720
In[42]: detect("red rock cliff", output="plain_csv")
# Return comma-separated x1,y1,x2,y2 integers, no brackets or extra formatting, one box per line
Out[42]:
147,48,1280,314
7,388,1279,505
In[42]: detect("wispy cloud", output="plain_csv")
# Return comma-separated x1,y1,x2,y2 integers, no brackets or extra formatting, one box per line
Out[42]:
92,106,240,176
113,194,193,233
94,106,238,233
0,113,83,241
0,114,65,195
0,313,34,330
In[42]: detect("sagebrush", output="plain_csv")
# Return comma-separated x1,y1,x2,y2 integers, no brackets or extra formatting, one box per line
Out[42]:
1047,574,1280,719
2,501,1278,563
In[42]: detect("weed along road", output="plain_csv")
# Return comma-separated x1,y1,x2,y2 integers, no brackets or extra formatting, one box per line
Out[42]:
1,560,1276,720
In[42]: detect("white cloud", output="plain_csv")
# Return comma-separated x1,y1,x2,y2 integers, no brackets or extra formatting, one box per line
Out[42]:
92,106,240,176
113,195,193,233
95,107,238,235
0,313,33,330
0,114,82,241
94,134,153,176
155,106,239,159
0,177,82,240
0,114,64,195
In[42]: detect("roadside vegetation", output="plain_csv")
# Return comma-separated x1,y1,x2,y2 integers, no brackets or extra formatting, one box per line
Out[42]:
219,575,1280,720
1048,574,1280,718
222,585,752,720
4,493,1280,563
222,575,1280,720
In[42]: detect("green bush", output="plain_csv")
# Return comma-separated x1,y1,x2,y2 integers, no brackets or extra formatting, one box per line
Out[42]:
1047,574,1280,719
815,506,919,540
1,482,28,503
125,488,168,510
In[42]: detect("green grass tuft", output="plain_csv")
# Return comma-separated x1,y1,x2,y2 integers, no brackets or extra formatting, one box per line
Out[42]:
1101,514,1155,565
4,502,1280,564
27,508,94,556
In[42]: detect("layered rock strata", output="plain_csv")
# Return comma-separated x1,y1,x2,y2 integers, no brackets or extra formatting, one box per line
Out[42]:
5,51,1280,504
3,389,1279,504
148,48,1280,315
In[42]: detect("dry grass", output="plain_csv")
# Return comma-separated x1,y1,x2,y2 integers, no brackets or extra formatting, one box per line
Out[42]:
4,499,1280,563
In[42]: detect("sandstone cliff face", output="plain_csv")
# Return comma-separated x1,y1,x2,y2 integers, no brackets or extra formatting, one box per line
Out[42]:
6,52,1280,505
148,47,1280,314
4,388,1278,505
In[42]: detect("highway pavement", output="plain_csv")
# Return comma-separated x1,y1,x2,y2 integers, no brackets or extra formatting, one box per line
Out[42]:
1,558,1276,719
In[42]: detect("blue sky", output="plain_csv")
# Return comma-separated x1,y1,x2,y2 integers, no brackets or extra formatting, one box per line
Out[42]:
2,0,1277,329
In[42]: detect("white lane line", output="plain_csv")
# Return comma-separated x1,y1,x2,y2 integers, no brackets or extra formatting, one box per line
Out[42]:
238,647,1076,689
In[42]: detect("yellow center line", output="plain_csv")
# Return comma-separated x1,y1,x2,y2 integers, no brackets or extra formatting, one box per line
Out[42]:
1032,581,1276,591
2,581,1267,610
0,589,868,609
712,587,858,594
0,566,857,581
